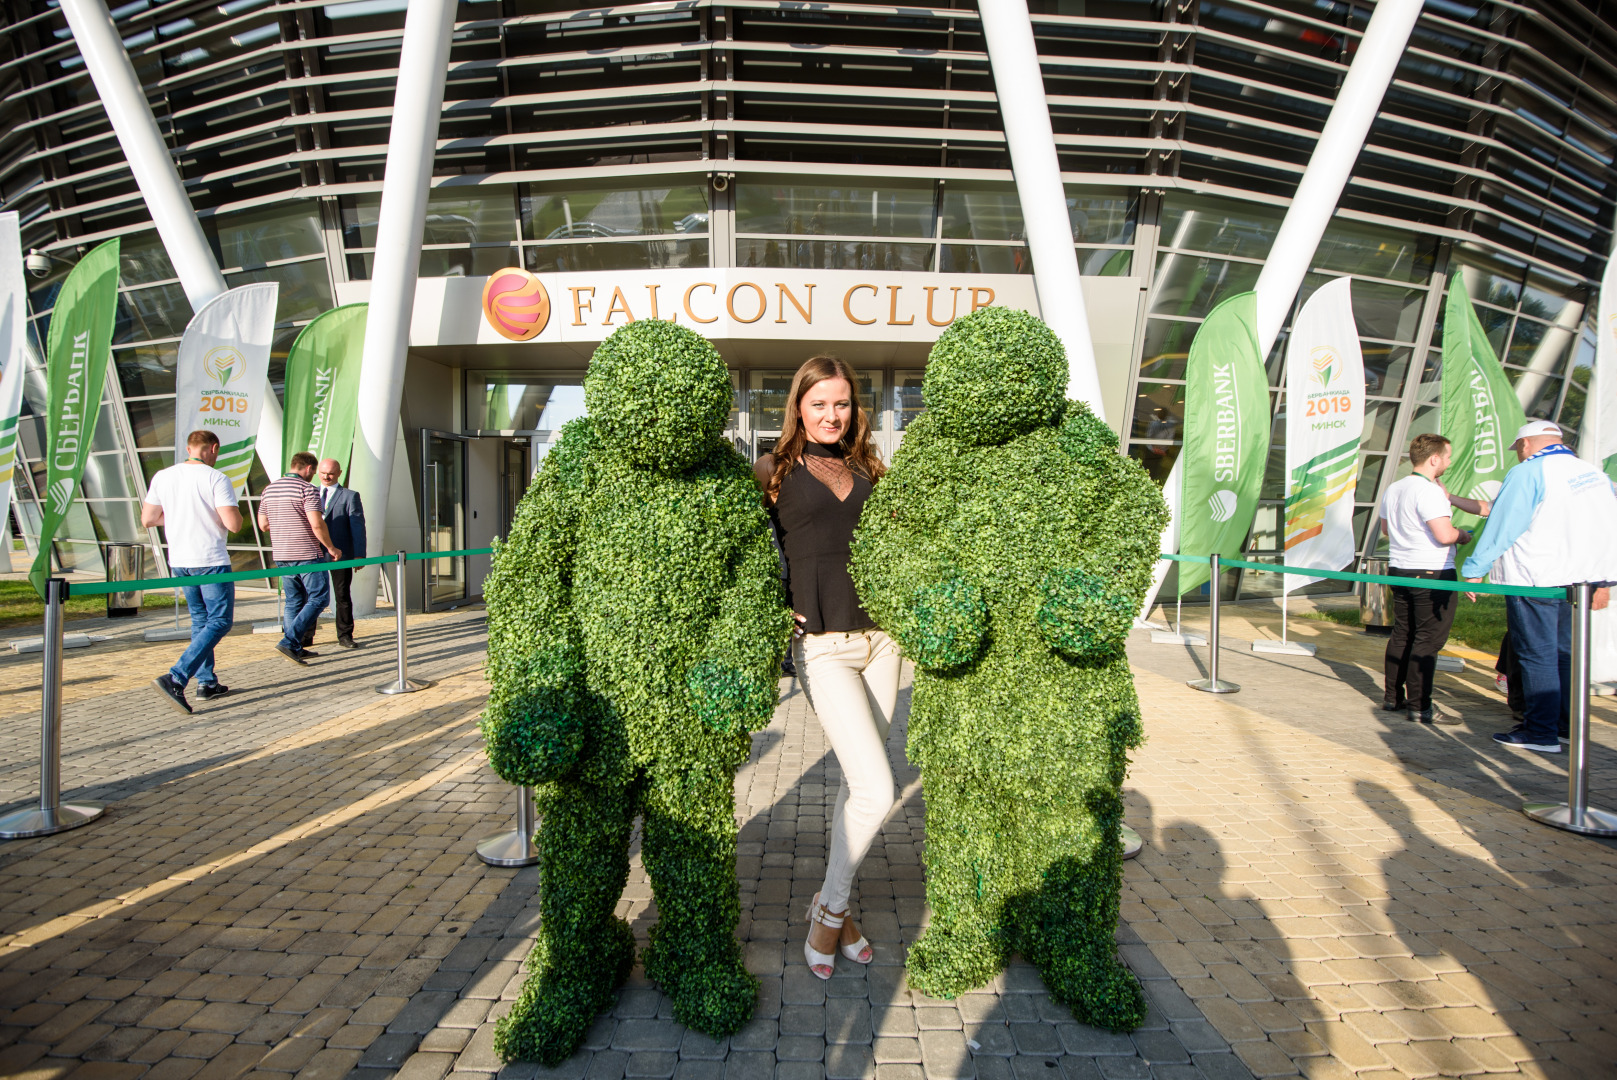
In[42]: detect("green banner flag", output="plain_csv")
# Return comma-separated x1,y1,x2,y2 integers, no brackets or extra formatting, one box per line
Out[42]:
1177,291,1270,594
29,240,121,596
1441,273,1526,562
283,304,367,473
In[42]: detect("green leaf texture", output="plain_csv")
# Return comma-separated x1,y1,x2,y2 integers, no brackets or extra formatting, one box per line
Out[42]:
482,321,793,1063
850,308,1169,1031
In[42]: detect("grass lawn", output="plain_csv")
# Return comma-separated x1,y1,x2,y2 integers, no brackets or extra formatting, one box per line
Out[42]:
1302,592,1509,657
0,579,181,631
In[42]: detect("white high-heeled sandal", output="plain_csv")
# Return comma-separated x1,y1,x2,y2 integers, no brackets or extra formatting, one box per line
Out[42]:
804,893,873,979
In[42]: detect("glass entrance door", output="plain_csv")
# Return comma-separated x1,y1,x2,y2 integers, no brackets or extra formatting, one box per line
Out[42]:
421,429,468,610
500,440,528,537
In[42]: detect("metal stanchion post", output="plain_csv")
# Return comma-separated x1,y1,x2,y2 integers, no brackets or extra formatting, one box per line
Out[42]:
1188,553,1240,694
0,579,105,839
376,552,433,695
1524,582,1617,836
478,785,540,866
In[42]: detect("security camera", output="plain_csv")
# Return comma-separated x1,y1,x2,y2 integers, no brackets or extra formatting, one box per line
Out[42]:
24,250,52,278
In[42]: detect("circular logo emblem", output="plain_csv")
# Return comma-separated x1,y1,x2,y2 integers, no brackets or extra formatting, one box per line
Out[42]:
482,268,550,342
203,346,244,387
1207,488,1238,523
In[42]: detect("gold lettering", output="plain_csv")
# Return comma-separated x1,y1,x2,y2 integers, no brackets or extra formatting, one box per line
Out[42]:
843,284,878,326
647,284,665,321
775,283,815,324
727,282,767,324
569,286,595,326
969,286,995,313
684,282,719,324
602,286,636,325
886,285,913,326
924,286,961,327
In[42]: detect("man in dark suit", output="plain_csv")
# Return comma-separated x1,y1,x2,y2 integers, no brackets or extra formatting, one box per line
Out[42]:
316,458,366,648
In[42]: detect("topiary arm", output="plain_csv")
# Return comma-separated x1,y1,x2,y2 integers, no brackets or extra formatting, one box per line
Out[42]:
481,418,598,785
850,416,988,671
1036,404,1170,663
687,457,794,735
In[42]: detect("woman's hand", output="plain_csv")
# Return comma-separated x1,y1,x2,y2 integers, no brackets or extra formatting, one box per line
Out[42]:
793,612,807,638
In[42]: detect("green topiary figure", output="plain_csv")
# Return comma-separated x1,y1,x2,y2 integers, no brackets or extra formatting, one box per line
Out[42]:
849,307,1168,1031
480,320,793,1065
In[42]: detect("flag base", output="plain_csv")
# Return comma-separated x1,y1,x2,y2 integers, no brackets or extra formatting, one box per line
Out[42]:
1252,640,1316,656
1151,630,1207,646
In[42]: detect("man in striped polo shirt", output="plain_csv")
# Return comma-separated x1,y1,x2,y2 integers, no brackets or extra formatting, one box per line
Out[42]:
258,451,342,665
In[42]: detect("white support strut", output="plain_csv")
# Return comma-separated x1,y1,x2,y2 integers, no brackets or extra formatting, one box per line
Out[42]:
344,0,460,616
977,0,1105,421
1251,0,1427,356
1139,0,1424,623
59,0,284,475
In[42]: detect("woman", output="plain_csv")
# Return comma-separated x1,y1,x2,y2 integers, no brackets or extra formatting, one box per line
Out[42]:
754,355,899,980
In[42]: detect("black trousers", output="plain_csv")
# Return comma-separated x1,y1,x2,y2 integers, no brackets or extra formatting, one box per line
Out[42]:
1383,567,1458,711
300,567,355,646
330,566,354,642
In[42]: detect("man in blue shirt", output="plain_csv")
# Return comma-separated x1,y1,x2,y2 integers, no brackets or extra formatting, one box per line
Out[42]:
1462,421,1617,752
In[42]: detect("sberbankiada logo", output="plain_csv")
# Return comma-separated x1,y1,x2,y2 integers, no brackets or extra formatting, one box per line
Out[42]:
1308,345,1340,391
482,268,550,341
204,345,245,388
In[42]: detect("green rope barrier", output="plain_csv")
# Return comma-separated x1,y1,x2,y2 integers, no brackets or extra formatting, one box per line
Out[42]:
1156,552,1567,598
65,545,1570,601
65,547,497,597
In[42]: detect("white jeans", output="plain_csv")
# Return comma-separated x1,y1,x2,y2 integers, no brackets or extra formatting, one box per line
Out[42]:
793,628,901,913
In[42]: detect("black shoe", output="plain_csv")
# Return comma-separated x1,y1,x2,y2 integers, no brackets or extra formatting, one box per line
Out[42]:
1409,705,1461,726
337,637,360,649
276,642,312,665
152,674,192,715
197,683,230,700
1381,698,1406,712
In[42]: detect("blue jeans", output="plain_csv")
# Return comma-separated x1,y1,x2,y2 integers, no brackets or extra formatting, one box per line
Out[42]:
170,565,235,688
278,557,330,653
1504,594,1570,744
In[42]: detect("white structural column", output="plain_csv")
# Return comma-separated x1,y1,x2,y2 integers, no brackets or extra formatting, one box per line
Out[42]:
1138,0,1424,624
345,0,459,616
59,0,284,473
1251,0,1427,354
977,0,1104,420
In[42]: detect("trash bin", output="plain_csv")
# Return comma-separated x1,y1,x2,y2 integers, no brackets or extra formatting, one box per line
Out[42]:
1360,556,1394,635
102,542,144,618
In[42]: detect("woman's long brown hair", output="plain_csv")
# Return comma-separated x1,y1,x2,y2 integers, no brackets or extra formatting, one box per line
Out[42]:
763,355,886,505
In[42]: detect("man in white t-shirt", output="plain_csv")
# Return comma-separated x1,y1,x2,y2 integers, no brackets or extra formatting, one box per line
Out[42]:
1377,432,1488,724
141,430,244,714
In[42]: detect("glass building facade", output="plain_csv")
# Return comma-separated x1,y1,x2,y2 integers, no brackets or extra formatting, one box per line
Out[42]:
0,0,1612,595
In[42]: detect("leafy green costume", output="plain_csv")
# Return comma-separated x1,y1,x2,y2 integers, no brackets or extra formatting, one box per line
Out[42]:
850,308,1168,1030
481,321,793,1064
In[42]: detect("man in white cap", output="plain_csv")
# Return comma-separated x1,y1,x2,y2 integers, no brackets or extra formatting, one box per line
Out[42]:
1462,420,1617,752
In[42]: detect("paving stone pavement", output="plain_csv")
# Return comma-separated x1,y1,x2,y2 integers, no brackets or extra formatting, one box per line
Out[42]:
0,597,488,815
0,609,1614,1080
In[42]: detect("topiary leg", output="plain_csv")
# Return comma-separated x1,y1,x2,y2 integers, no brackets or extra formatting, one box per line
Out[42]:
905,780,1008,999
1019,814,1146,1033
639,766,757,1038
496,777,637,1065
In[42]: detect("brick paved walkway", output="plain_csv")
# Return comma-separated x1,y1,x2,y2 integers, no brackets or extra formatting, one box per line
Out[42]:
0,603,1613,1080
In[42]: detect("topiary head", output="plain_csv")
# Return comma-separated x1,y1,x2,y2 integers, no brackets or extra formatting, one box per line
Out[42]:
584,320,731,471
922,307,1066,445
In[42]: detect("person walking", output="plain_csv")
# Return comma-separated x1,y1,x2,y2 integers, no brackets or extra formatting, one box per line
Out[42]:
1463,420,1617,753
316,458,366,649
1377,433,1487,724
258,451,341,665
143,430,244,714
755,355,895,980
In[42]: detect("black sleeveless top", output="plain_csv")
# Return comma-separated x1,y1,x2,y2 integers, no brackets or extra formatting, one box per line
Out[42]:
760,442,875,634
